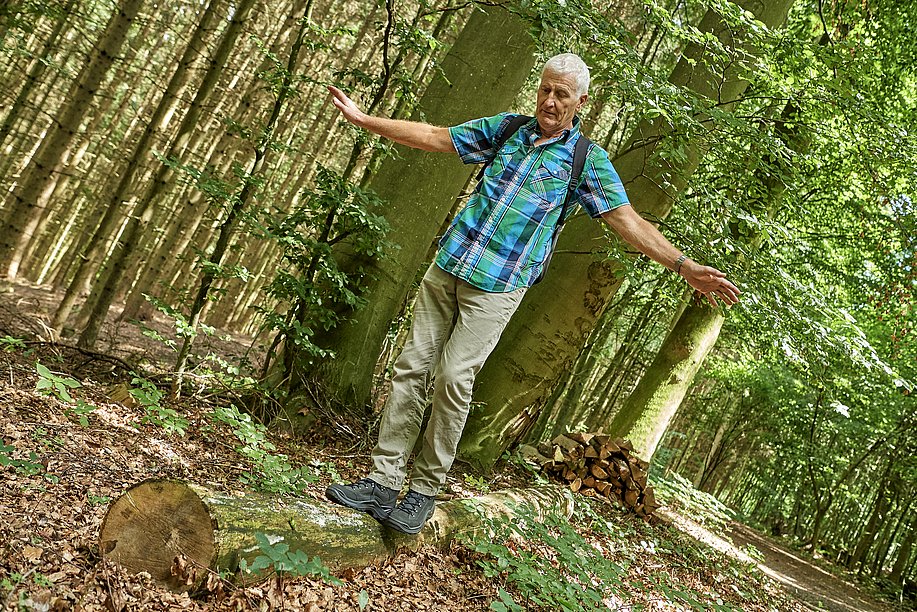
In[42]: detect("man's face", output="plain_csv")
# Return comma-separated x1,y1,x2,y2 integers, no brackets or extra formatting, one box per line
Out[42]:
535,69,587,138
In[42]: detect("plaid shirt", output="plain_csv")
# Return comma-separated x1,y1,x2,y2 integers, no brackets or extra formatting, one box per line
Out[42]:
436,113,630,292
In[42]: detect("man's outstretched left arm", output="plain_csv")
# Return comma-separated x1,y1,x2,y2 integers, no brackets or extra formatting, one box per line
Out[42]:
601,205,741,307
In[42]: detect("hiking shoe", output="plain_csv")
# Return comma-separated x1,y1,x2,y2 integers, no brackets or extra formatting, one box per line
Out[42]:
381,489,436,534
326,478,398,521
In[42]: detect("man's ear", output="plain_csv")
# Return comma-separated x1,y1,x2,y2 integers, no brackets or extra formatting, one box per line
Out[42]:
577,93,589,111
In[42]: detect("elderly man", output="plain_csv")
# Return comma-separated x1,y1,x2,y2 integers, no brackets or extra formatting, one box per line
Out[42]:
325,53,740,534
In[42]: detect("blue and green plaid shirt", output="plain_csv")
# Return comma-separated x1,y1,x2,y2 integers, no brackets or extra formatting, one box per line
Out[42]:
436,113,630,292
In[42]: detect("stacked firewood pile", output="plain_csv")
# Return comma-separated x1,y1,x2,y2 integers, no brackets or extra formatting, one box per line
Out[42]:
525,432,660,519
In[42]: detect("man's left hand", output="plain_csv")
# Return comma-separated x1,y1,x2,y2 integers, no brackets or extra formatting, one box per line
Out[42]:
680,261,741,307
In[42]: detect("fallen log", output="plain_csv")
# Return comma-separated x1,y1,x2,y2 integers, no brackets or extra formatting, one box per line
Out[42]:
99,479,574,591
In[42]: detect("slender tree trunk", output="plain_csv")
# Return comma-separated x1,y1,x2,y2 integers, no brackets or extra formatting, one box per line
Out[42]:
72,0,256,348
0,0,144,279
891,516,916,584
850,464,893,574
171,1,316,396
0,0,74,150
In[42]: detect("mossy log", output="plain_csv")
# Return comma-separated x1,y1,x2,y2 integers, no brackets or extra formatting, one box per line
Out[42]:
99,479,574,590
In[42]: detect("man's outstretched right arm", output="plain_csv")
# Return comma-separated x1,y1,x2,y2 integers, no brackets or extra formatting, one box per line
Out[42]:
328,86,456,153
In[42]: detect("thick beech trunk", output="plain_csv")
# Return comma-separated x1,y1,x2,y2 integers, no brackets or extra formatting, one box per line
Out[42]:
606,300,725,460
287,5,537,411
458,0,795,471
99,480,574,590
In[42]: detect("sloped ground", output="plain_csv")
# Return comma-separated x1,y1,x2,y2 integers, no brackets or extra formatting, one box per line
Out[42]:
726,524,894,612
0,279,900,611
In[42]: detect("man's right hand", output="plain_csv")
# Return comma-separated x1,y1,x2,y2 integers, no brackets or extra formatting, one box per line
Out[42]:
326,85,456,153
328,85,365,126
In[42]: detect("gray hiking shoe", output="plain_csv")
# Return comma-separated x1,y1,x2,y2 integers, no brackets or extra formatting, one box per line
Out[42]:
326,478,398,521
381,489,436,534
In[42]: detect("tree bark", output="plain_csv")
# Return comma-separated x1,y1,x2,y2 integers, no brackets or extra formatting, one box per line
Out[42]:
99,479,574,590
0,0,144,279
458,0,796,471
286,4,538,411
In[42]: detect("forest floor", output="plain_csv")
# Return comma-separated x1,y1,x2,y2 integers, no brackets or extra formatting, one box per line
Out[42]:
0,280,906,611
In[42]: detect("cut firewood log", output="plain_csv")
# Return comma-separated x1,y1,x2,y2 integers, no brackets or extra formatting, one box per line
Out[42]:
590,464,609,480
551,434,582,454
566,432,594,445
99,480,575,591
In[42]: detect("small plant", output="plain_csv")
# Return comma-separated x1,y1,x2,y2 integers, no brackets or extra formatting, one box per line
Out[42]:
34,363,95,425
131,377,188,436
467,504,628,611
243,533,340,584
35,362,80,402
464,473,491,493
209,404,316,492
87,491,111,506
1,335,25,352
0,443,43,476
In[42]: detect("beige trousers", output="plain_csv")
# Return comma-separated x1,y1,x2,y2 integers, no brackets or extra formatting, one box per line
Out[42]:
368,263,526,496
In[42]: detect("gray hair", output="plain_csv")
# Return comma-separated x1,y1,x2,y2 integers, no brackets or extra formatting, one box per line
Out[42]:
542,53,590,97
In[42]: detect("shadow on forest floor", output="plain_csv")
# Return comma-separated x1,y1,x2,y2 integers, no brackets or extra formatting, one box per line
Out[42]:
659,508,894,612
0,278,904,611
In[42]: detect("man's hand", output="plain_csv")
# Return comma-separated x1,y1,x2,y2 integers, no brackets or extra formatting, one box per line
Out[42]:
326,85,455,153
601,206,740,307
328,85,366,126
678,260,741,307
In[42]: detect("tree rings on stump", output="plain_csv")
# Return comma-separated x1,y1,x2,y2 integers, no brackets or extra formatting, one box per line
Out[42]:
99,480,214,590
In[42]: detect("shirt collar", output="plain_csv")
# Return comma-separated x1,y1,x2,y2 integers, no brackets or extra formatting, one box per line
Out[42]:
525,115,582,148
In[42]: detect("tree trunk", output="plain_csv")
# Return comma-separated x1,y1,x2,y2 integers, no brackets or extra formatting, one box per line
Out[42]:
458,0,796,471
286,5,537,410
850,464,893,573
607,299,724,460
0,0,144,279
99,479,574,590
891,516,916,584
71,0,256,348
171,1,315,395
0,0,74,151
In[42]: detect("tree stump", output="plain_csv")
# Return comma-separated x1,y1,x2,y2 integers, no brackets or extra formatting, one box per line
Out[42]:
99,479,574,590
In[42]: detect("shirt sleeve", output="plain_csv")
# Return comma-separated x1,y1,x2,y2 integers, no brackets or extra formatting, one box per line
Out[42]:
576,145,630,218
448,113,513,165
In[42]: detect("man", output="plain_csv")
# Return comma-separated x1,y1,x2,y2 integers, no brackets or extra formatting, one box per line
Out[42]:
325,53,740,534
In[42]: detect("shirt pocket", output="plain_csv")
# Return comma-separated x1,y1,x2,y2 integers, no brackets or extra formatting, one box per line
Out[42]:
529,160,571,209
483,143,521,182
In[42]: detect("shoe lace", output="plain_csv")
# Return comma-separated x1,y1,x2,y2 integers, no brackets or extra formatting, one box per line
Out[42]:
348,478,378,490
400,490,431,515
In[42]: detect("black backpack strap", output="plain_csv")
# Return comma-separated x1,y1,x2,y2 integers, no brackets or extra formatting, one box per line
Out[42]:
476,114,532,181
531,134,592,285
556,134,592,226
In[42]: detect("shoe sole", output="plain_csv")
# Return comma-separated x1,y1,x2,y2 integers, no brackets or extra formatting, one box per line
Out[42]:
325,487,393,521
381,506,435,535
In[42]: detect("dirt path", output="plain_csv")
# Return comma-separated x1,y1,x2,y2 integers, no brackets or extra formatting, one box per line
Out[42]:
724,523,893,612
659,510,894,611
